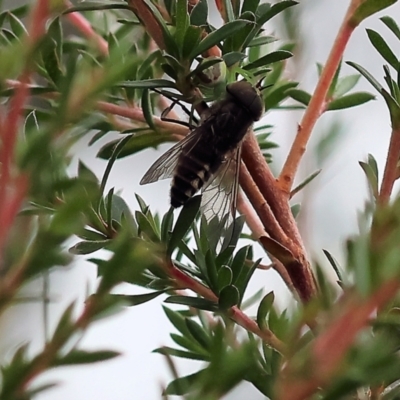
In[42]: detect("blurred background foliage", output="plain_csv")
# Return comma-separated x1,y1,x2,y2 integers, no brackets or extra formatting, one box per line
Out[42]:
2,0,400,399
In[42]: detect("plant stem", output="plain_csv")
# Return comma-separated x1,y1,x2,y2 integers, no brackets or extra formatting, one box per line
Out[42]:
379,127,400,205
277,278,400,400
64,1,109,56
96,101,189,138
167,261,286,353
278,2,357,194
242,133,317,302
129,0,166,50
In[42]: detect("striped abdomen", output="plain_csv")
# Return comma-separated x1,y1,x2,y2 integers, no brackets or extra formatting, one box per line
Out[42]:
170,149,220,208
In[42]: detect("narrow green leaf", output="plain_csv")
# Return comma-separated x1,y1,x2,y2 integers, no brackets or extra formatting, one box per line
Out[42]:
230,246,250,284
286,89,311,106
177,241,197,266
136,211,160,241
135,193,149,213
98,135,135,193
205,249,218,293
359,160,379,199
171,333,206,354
188,57,223,78
161,207,174,243
264,81,298,110
327,61,342,98
291,203,301,218
256,0,297,26
7,12,26,38
165,295,218,311
381,16,400,41
217,265,233,291
322,249,343,283
97,133,173,160
225,11,256,52
346,61,383,93
161,63,178,80
118,79,176,89
182,25,202,59
163,306,192,336
185,319,211,349
53,303,74,339
110,194,136,232
223,51,246,67
111,290,167,306
351,0,398,27
367,28,399,70
222,0,235,21
334,74,361,97
383,65,400,100
167,195,201,255
257,291,274,330
327,92,375,110
141,89,156,131
153,346,208,361
78,161,99,185
54,350,120,366
190,0,208,26
164,370,205,395
64,2,131,13
241,0,260,14
290,169,322,197
244,50,292,70
218,285,239,309
175,0,189,51
189,20,252,59
77,228,107,241
248,35,277,47
368,153,379,180
69,240,111,255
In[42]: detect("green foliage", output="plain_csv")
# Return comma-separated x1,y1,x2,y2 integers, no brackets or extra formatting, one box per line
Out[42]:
2,0,400,399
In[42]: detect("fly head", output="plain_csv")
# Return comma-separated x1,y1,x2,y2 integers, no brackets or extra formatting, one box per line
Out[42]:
226,81,264,122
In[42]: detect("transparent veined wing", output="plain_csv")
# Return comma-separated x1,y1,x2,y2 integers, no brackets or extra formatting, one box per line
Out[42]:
200,146,241,232
140,127,203,184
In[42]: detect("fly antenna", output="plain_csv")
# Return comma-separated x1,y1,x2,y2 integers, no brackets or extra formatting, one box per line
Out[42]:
255,76,272,92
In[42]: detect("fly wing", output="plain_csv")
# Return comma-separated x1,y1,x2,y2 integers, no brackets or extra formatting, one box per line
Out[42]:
140,128,203,185
200,146,241,231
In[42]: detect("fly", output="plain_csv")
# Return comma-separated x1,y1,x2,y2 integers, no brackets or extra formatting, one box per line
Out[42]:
140,81,264,236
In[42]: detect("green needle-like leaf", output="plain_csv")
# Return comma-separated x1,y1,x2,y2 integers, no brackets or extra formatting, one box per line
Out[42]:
189,19,252,59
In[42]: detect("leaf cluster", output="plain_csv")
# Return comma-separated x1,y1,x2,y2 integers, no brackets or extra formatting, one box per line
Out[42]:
2,0,400,399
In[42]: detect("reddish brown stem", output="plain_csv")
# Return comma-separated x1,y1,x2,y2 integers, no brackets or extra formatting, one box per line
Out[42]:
167,261,286,353
96,101,189,138
64,1,109,56
129,0,166,50
278,2,357,194
379,127,400,205
242,133,317,302
277,278,400,400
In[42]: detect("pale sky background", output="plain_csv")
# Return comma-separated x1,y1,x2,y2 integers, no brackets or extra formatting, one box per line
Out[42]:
1,0,400,399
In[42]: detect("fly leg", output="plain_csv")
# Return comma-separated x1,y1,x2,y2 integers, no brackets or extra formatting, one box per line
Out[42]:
152,88,199,129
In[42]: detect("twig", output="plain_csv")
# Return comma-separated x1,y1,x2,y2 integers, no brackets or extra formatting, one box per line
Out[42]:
96,100,189,139
0,0,50,260
166,260,286,354
277,278,400,400
64,0,109,57
242,132,317,302
239,163,288,245
278,0,359,194
379,126,400,205
129,0,166,50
